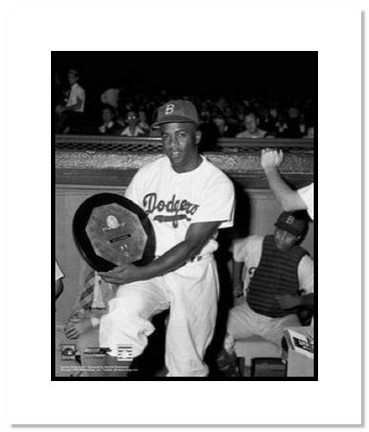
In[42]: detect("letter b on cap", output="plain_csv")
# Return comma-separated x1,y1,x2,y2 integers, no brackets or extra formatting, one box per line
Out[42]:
286,215,295,224
165,104,175,115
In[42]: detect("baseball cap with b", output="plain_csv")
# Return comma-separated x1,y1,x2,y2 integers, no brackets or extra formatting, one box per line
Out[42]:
152,100,199,128
274,212,307,236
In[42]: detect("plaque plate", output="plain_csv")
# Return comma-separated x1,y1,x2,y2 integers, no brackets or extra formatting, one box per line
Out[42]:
73,193,155,272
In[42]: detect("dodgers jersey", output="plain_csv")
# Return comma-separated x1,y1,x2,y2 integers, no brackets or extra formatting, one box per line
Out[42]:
125,155,235,257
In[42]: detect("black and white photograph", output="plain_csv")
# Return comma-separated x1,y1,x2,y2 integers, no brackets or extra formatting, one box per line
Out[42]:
54,52,316,380
3,2,363,427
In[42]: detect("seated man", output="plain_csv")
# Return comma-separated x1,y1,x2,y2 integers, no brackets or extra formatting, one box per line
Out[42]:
218,211,314,376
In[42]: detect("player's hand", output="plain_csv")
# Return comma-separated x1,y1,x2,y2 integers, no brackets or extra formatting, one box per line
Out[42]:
99,263,144,285
64,318,93,339
261,149,284,170
275,294,301,309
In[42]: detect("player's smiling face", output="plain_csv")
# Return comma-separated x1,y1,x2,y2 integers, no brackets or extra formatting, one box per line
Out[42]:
160,122,201,173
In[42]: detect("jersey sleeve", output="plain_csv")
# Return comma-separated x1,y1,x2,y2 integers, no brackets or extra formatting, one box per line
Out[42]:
231,236,263,294
231,238,249,262
298,255,314,294
231,235,262,262
298,182,314,220
125,169,143,206
191,176,235,229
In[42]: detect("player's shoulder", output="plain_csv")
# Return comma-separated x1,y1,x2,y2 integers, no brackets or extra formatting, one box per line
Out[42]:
292,244,312,264
136,156,168,176
298,247,313,260
201,156,233,183
298,252,314,273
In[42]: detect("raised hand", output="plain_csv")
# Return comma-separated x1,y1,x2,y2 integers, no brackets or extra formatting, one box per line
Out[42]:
261,148,284,170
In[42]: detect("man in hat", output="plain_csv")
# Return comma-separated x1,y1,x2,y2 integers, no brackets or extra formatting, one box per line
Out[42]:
219,211,314,375
261,149,314,220
99,100,235,377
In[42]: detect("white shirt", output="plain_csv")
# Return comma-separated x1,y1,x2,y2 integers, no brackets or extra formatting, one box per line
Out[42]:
121,126,145,137
66,83,85,112
126,156,235,257
298,183,314,220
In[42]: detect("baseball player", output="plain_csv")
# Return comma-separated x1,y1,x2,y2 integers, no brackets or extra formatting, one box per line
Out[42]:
99,100,235,377
218,211,314,377
261,149,314,220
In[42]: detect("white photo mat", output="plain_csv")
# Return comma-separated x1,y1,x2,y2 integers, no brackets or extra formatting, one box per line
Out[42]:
2,1,363,427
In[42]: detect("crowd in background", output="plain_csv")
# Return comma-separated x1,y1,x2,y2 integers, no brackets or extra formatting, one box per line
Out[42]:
54,69,315,148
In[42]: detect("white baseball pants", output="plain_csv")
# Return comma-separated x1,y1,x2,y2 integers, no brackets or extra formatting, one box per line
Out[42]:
100,256,219,377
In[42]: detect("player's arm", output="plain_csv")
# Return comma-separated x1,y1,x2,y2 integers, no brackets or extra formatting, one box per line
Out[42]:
261,149,308,212
275,256,314,310
99,220,222,285
275,292,314,310
297,255,314,310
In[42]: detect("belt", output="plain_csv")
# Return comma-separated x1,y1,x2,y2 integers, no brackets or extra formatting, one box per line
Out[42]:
189,255,204,263
188,253,212,264
154,253,212,264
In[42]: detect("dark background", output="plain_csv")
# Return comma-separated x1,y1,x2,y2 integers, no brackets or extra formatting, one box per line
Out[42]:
53,51,317,100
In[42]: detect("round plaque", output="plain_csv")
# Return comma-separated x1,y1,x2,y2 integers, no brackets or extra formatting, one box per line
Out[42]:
73,193,156,272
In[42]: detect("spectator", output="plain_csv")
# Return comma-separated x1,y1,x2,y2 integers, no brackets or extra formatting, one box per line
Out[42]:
218,211,314,376
55,68,86,134
120,110,145,137
236,112,267,139
199,101,211,123
212,114,230,138
303,126,314,139
98,105,123,135
223,106,239,137
138,109,151,136
262,107,280,137
282,106,302,138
